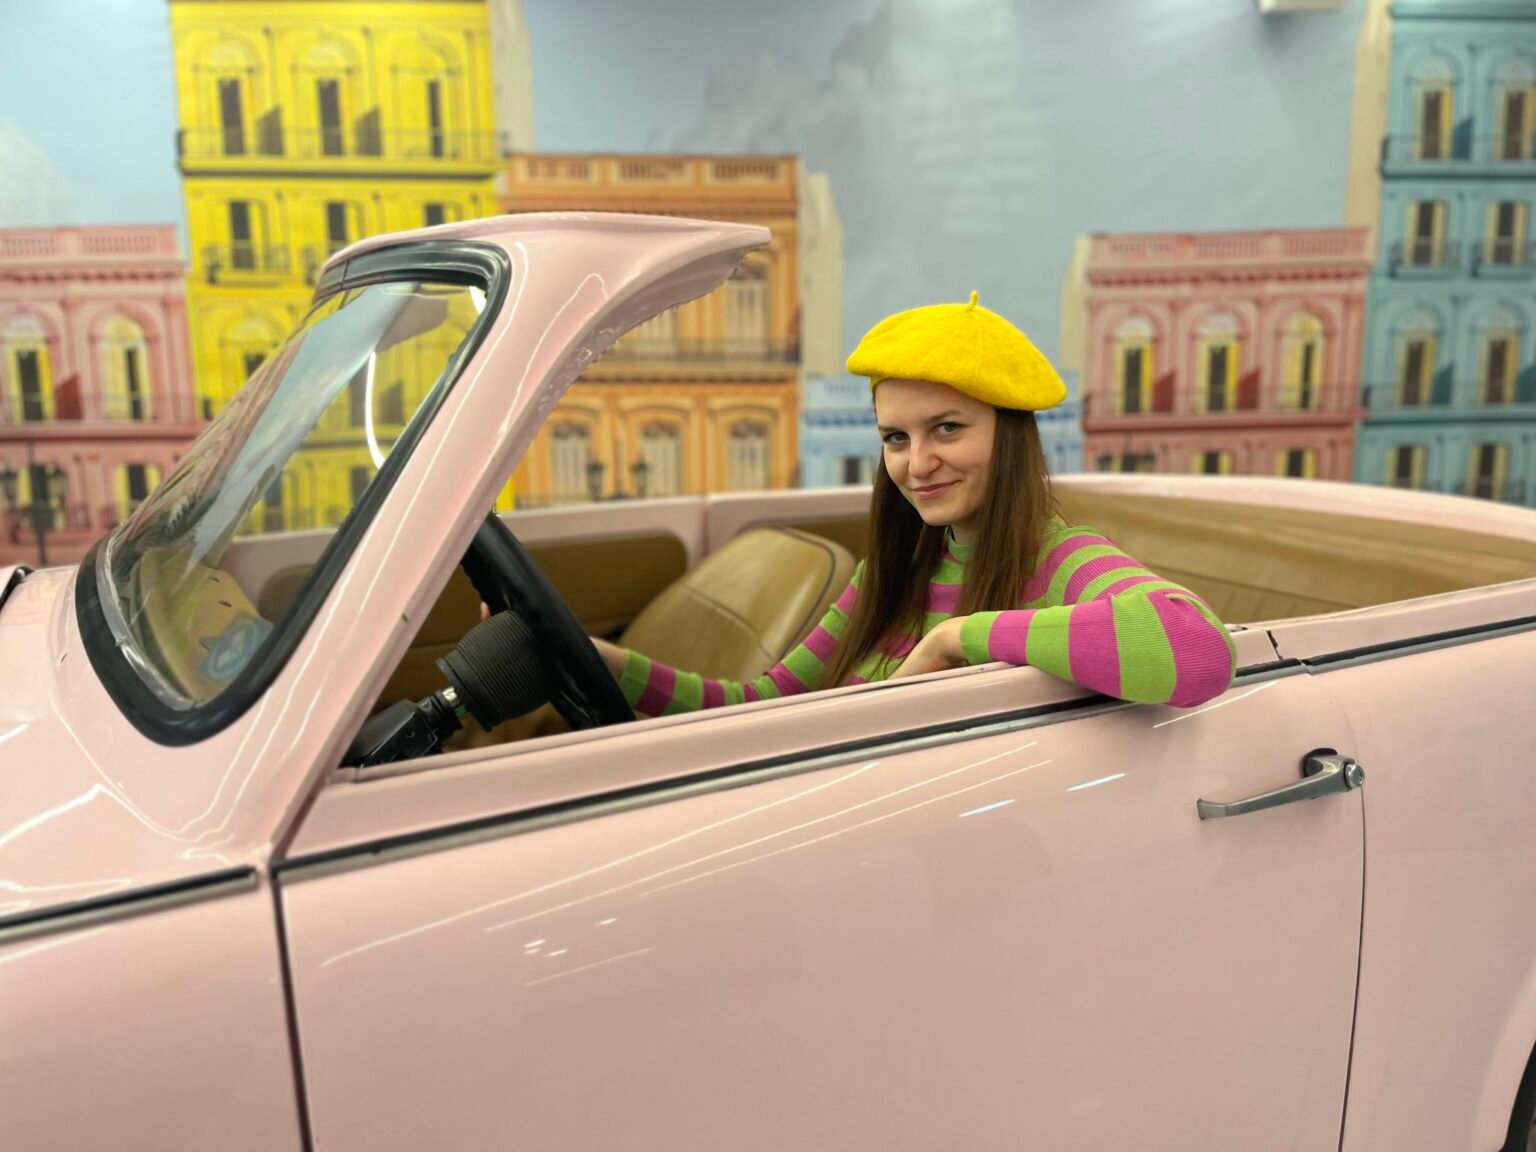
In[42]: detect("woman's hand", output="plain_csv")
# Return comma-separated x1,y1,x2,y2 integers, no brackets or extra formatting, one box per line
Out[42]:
890,617,968,679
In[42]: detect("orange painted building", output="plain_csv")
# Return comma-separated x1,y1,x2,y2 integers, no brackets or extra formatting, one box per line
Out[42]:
500,153,841,502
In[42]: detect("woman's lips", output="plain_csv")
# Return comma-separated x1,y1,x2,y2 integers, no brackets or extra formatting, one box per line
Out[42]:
911,481,957,500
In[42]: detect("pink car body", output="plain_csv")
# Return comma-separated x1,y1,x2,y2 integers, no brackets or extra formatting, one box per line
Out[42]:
2,214,1536,1152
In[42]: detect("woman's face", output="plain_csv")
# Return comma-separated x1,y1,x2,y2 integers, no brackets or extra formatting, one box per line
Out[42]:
874,378,997,543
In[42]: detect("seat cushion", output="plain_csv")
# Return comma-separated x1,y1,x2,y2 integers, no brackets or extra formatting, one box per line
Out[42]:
619,526,856,682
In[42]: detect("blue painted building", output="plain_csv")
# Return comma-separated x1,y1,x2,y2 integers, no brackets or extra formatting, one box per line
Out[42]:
1357,0,1536,504
1039,370,1085,477
800,374,879,487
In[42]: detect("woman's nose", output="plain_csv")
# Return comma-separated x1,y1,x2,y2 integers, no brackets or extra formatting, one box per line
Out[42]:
909,443,940,477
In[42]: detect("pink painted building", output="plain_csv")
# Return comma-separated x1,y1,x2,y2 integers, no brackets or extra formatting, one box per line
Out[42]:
0,225,198,566
1080,228,1371,481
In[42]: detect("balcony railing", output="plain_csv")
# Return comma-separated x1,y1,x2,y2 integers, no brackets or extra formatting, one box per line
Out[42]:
1383,132,1536,165
203,244,290,283
1083,373,1349,420
1357,377,1536,410
601,339,800,364
1474,240,1536,274
178,118,503,167
1389,240,1462,273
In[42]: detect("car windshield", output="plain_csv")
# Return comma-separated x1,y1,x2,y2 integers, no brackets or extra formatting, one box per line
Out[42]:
98,277,485,710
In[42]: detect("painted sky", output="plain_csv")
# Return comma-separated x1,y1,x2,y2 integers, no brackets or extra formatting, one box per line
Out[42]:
0,0,1366,358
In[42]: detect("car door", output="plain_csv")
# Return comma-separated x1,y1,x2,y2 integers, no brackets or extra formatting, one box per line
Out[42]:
279,652,1365,1151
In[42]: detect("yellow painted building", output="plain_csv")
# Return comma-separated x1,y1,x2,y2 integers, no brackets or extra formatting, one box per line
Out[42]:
169,0,527,525
502,153,842,503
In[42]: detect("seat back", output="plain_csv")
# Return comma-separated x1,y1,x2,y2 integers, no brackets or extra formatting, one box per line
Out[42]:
619,526,856,682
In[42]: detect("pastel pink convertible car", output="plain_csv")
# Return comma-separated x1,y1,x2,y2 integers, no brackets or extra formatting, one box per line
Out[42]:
5,214,1536,1152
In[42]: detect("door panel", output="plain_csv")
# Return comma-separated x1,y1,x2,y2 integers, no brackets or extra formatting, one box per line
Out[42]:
1328,629,1536,1152
284,673,1362,1151
0,886,302,1151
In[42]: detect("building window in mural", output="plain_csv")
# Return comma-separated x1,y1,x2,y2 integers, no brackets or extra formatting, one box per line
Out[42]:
100,316,152,422
4,321,54,424
551,423,592,499
1196,315,1241,413
1470,442,1511,501
727,422,770,491
1485,201,1529,266
1395,313,1439,407
1481,313,1522,405
1280,448,1319,479
1413,60,1457,160
1389,444,1427,490
1113,318,1155,415
1280,313,1325,411
639,423,682,497
726,263,770,355
1403,200,1447,267
1495,60,1536,161
1195,450,1234,476
840,455,876,485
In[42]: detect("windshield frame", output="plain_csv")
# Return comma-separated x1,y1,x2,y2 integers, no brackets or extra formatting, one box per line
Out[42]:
75,239,511,746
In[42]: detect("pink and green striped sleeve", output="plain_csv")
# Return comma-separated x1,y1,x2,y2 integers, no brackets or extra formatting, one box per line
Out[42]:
618,561,865,718
957,526,1236,707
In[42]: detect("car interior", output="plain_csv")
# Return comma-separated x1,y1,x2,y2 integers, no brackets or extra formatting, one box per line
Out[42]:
236,484,1536,757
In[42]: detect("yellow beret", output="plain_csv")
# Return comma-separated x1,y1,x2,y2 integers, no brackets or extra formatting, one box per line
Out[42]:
846,291,1066,412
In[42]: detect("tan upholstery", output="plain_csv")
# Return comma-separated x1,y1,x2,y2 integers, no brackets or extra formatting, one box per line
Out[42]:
1055,490,1536,624
618,526,856,682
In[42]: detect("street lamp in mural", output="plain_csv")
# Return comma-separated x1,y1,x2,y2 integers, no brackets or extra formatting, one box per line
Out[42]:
584,458,606,504
0,453,67,568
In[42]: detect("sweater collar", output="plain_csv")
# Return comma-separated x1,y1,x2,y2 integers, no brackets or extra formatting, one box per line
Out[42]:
945,530,972,563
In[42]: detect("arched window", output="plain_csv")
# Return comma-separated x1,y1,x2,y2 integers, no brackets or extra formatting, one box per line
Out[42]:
1279,313,1325,411
297,38,361,158
390,39,460,160
1112,316,1155,415
3,314,54,423
1196,313,1241,413
1477,307,1524,405
725,263,770,355
639,423,682,497
1492,56,1536,160
1394,308,1440,407
550,423,592,500
212,312,285,419
203,39,261,158
100,315,151,421
727,422,771,491
1409,55,1459,160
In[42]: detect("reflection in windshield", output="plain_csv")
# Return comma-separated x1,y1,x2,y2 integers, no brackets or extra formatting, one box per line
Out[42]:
99,280,484,710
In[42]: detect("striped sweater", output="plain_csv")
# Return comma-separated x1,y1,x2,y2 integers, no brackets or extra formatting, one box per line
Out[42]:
619,519,1237,717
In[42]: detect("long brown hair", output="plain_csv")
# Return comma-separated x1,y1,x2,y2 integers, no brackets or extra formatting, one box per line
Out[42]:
824,406,1060,687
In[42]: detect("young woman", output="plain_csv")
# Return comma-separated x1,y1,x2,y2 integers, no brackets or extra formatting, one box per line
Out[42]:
590,291,1236,716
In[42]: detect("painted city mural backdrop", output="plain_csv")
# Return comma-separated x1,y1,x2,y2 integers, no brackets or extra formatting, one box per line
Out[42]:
1,0,1534,567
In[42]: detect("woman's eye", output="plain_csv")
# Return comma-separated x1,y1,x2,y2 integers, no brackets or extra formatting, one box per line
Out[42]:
882,433,906,446
937,422,962,435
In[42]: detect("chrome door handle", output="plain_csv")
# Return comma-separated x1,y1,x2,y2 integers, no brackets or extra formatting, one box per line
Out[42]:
1197,751,1364,821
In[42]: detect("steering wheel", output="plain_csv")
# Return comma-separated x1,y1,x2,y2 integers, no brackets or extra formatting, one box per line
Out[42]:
459,513,633,730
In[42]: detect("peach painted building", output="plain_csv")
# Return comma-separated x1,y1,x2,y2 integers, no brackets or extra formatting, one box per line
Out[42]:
1080,228,1371,480
0,226,198,566
501,153,842,502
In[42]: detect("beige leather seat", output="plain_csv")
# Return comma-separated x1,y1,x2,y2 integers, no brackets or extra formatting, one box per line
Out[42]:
617,526,856,682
